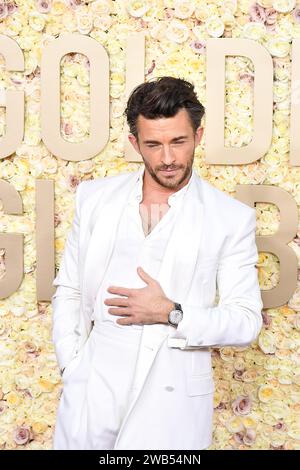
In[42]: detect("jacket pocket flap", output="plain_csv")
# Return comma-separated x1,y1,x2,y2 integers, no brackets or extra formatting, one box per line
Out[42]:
187,375,215,396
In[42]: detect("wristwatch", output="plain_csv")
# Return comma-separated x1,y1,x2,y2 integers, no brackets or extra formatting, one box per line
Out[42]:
168,302,183,327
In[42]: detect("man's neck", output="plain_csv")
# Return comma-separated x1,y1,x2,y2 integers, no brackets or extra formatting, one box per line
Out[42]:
141,168,192,204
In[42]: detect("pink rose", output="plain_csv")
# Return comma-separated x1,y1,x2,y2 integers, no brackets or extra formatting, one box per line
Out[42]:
239,72,255,84
273,421,287,431
292,6,300,24
146,60,156,76
62,122,73,136
243,428,256,446
0,401,8,415
67,0,83,9
249,3,266,23
165,8,174,19
68,174,81,191
233,432,244,444
233,369,245,381
271,444,285,450
232,395,252,415
13,426,33,445
23,341,37,354
262,310,272,327
190,39,206,54
7,2,18,15
215,402,227,410
0,3,8,20
265,8,277,25
36,0,52,14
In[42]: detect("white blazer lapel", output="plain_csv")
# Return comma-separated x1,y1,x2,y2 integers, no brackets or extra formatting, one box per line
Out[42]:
81,170,140,322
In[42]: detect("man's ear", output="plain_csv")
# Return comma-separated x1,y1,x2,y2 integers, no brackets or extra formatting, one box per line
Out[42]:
128,133,141,155
194,127,204,147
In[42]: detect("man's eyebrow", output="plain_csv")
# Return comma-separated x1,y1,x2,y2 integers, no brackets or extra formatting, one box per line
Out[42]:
143,135,188,144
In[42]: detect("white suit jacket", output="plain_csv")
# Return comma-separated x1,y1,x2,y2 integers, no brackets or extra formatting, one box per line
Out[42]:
51,166,263,450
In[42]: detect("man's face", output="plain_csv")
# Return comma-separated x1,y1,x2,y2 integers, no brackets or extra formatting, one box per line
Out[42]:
128,108,204,190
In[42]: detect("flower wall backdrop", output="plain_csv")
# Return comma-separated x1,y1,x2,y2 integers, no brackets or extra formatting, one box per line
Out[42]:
0,0,300,450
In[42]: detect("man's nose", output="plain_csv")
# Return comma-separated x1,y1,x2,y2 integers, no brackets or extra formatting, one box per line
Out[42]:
161,145,176,164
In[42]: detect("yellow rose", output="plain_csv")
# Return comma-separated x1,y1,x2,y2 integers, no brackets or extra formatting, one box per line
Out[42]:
38,378,55,393
225,415,244,433
5,391,20,406
258,384,277,402
51,0,66,16
32,421,48,434
242,415,258,429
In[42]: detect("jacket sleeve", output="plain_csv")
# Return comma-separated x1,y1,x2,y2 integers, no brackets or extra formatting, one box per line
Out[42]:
167,208,263,349
51,181,86,372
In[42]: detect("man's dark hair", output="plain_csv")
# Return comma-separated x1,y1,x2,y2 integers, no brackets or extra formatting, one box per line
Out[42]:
124,76,205,140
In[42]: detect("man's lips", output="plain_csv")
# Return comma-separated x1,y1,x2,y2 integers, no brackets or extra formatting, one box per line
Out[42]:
160,168,179,174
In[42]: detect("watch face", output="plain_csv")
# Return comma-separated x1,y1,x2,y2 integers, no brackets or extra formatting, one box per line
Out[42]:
169,309,183,324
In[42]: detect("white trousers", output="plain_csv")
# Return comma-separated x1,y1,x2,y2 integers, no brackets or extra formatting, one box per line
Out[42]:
53,321,143,450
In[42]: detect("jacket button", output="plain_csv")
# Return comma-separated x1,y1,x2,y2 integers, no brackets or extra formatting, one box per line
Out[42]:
165,385,174,392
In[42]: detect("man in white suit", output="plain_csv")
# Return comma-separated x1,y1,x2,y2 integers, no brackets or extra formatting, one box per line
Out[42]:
52,76,263,450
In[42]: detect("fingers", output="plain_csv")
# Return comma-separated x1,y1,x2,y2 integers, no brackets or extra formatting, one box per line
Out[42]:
107,307,131,316
104,297,129,307
107,286,132,296
116,319,133,326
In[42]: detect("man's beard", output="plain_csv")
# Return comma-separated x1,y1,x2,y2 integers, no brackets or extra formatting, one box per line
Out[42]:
140,150,195,190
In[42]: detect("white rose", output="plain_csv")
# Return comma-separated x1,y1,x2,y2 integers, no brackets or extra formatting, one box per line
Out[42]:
272,0,296,13
258,329,277,354
165,19,189,43
76,11,93,35
257,0,273,6
150,22,167,41
174,0,195,19
267,36,290,57
93,14,112,31
221,0,238,14
243,22,266,41
126,0,150,18
206,16,225,38
90,0,113,15
273,81,290,102
28,12,46,32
